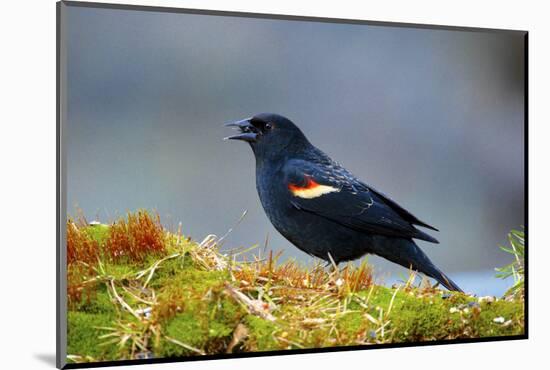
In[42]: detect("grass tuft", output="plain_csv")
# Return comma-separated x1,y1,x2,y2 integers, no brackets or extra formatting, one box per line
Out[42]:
495,228,525,300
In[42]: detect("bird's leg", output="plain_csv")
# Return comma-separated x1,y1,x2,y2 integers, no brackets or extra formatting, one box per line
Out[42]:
324,260,338,273
325,252,344,280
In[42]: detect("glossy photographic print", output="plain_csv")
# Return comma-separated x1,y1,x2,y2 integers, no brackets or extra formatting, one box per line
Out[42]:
57,1,527,368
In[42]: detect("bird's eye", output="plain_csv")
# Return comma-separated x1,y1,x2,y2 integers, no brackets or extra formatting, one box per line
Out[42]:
265,122,273,130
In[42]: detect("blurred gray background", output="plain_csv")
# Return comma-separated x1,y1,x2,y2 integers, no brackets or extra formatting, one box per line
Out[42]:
65,6,525,295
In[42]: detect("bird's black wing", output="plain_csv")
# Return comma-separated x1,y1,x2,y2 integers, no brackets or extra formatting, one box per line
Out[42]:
365,185,439,232
283,159,439,243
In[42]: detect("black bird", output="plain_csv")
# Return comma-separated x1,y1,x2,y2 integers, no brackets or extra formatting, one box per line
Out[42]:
225,113,462,292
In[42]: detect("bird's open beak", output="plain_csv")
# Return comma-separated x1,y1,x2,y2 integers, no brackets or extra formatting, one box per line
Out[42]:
223,117,258,143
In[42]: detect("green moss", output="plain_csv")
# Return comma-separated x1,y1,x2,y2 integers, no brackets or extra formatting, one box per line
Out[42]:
160,312,207,357
67,311,119,361
336,311,367,341
208,321,234,339
156,302,244,358
157,260,227,288
473,300,524,337
70,288,117,316
391,295,463,341
83,224,110,244
245,315,280,351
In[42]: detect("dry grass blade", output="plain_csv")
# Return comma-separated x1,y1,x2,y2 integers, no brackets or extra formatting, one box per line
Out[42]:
164,336,205,355
109,280,142,321
217,209,248,246
276,336,305,349
135,253,180,287
121,286,155,306
189,235,228,271
386,287,400,317
225,283,276,322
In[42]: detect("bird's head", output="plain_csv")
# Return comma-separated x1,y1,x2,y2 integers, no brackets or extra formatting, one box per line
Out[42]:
224,113,310,160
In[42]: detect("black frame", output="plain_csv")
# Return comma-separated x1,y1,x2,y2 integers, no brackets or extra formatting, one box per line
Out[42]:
56,1,528,368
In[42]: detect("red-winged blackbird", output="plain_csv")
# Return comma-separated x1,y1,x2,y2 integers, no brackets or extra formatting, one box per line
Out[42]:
225,113,462,292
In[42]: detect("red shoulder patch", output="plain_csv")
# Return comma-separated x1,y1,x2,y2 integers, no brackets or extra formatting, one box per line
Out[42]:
288,176,319,192
288,176,340,199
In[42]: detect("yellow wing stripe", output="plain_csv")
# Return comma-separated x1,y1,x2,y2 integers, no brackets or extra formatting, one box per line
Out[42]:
288,177,340,199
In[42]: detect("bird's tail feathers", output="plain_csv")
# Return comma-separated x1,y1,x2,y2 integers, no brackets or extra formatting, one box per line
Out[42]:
421,262,463,293
371,237,463,292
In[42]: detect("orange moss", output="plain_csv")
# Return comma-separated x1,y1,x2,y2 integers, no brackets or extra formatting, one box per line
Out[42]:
340,262,374,293
104,211,165,263
233,251,373,297
67,268,99,308
66,221,99,266
66,221,100,307
154,288,185,324
66,211,166,307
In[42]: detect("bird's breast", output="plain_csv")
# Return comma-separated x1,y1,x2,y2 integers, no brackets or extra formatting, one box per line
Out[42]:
255,167,292,219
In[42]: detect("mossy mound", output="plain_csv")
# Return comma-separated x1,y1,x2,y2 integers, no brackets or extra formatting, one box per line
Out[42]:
66,211,524,364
